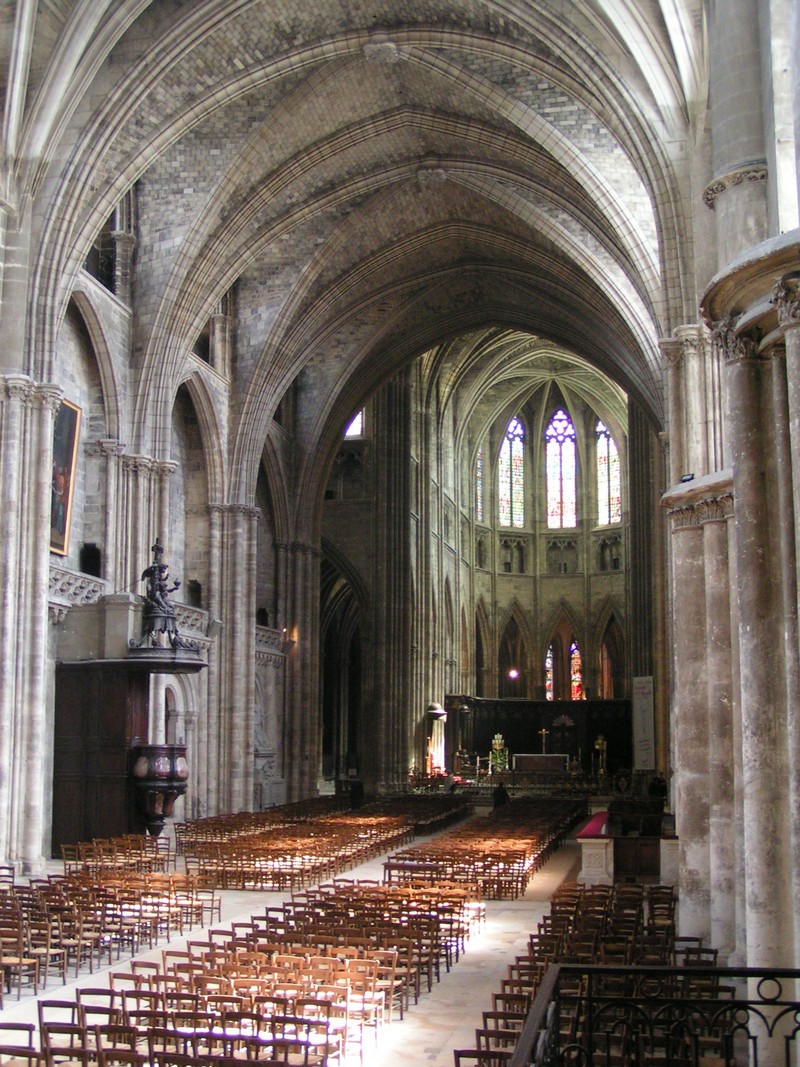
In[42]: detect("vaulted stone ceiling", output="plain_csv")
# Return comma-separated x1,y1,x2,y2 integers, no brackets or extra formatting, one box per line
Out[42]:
4,0,707,491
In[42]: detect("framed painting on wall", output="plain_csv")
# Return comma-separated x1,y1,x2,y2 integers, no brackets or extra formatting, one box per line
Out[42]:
50,399,81,556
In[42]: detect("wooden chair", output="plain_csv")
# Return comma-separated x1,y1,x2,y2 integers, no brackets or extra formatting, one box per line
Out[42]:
38,1001,83,1030
96,1051,146,1067
27,919,68,985
0,1023,36,1050
40,1023,94,1067
0,923,39,999
453,1050,513,1065
0,1049,45,1067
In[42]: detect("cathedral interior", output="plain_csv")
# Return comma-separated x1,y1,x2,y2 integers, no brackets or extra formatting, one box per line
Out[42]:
0,0,799,979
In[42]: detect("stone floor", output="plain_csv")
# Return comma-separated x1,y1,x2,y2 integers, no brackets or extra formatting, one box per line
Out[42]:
0,834,581,1066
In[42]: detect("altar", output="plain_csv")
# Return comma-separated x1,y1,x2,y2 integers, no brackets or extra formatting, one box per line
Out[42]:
512,753,568,774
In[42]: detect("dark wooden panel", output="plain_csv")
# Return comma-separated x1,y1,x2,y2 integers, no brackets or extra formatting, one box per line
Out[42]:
52,664,150,856
614,837,660,881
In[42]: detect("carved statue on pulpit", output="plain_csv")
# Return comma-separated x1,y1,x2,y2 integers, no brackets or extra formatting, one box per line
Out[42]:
134,538,198,651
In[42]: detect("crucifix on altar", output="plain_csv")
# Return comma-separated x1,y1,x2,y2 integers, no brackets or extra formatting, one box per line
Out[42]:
538,727,549,753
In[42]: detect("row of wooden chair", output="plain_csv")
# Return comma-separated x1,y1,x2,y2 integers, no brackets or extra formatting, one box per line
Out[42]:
383,797,586,899
61,836,175,880
0,1013,340,1067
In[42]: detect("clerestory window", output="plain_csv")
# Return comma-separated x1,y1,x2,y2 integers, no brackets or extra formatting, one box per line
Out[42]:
498,417,525,528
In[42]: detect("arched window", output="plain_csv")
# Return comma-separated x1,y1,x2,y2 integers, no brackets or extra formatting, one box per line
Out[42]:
596,420,621,525
570,641,585,700
344,410,363,437
545,646,554,701
475,445,484,522
545,409,577,528
498,417,525,528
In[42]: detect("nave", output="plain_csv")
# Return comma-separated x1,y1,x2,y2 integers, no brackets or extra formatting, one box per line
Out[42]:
0,829,581,1067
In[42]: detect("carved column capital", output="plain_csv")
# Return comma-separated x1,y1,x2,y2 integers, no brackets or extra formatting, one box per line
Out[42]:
122,454,154,474
771,272,800,329
2,374,36,404
668,492,734,529
152,459,178,479
86,438,125,458
660,338,683,369
34,383,63,414
710,315,761,363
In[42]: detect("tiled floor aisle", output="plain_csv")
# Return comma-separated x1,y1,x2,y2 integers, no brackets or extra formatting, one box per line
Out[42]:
0,832,581,1067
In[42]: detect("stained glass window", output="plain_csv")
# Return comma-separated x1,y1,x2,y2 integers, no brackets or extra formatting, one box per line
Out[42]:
498,417,525,528
344,410,363,437
570,641,584,700
545,646,554,701
545,409,577,528
475,446,484,522
596,420,621,525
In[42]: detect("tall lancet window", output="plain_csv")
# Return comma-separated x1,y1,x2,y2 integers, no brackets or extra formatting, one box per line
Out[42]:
545,409,577,528
596,420,621,525
498,417,525,527
545,646,554,701
475,445,484,523
570,641,585,700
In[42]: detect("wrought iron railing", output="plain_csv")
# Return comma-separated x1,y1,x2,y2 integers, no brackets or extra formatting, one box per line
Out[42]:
510,964,800,1067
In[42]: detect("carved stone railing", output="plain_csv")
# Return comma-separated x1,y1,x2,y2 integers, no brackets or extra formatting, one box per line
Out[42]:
172,603,209,638
49,563,109,621
255,625,289,663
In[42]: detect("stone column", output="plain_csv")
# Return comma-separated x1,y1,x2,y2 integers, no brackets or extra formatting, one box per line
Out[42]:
282,541,321,800
97,440,123,583
153,461,177,556
119,455,154,591
0,376,32,863
216,504,258,812
209,295,231,378
661,339,685,486
667,508,710,941
20,383,62,871
771,275,800,954
701,496,736,959
111,189,136,305
680,326,710,477
713,317,794,967
204,504,223,814
705,0,768,266
371,374,412,792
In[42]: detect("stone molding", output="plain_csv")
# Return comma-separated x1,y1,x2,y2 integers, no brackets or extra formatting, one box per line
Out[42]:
363,41,402,64
209,503,261,519
417,166,447,186
702,161,768,209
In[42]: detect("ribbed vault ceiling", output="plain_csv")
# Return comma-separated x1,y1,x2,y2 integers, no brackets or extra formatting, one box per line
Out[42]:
3,0,707,475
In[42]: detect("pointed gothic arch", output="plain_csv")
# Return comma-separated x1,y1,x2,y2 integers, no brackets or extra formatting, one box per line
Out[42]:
542,603,587,701
497,601,532,698
597,611,626,699
475,597,491,698
320,539,369,783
